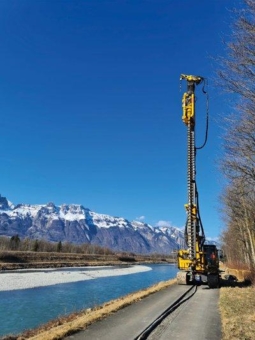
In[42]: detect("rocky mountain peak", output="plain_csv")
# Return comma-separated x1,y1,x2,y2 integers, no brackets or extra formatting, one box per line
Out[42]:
0,195,11,210
0,195,185,254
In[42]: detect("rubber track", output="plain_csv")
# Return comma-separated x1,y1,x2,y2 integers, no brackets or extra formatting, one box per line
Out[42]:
134,285,197,340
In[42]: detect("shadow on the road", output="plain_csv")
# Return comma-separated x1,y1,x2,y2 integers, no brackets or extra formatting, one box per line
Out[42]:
198,275,252,289
219,275,252,288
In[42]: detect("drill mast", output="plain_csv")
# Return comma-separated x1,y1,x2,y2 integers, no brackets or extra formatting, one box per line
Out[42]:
177,74,220,288
180,74,204,261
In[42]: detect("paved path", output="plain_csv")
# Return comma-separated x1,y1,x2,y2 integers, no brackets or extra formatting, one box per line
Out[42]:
148,286,221,340
65,284,221,340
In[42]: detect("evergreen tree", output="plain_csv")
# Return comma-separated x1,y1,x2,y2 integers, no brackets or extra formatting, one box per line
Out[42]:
33,239,39,252
57,241,62,252
10,234,20,250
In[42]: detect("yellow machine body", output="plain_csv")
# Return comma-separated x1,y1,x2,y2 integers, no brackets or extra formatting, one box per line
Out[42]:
177,242,205,272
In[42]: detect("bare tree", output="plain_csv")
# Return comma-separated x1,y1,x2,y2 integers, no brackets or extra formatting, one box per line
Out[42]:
219,0,255,270
221,179,255,268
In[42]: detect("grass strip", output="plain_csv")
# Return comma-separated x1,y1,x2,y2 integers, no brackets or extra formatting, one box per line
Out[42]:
219,286,255,340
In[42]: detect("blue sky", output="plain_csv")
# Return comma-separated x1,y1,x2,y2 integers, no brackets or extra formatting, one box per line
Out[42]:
0,0,238,239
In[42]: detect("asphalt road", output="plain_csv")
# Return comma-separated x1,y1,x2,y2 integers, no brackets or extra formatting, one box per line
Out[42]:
65,284,221,340
148,286,221,340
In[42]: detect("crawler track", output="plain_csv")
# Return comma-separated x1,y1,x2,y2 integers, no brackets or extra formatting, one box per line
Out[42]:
134,285,197,340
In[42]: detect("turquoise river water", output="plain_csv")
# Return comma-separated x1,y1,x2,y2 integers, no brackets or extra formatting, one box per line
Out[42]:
0,264,178,337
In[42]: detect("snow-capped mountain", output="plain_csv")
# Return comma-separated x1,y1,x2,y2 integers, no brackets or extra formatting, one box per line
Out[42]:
0,195,185,254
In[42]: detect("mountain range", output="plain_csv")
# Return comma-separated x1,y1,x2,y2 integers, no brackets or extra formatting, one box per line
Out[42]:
0,195,185,254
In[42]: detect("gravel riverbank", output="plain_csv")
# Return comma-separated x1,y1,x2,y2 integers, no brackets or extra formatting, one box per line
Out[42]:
0,265,151,291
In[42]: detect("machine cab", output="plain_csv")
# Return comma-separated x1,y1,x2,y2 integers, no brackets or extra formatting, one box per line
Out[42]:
203,244,219,268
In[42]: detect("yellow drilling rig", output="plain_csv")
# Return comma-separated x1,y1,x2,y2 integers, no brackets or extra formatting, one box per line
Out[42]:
176,74,220,288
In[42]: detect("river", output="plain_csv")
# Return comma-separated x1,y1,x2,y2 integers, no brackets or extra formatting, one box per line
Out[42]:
0,264,178,337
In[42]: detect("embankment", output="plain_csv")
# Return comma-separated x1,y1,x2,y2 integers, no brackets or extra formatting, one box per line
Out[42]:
0,250,172,270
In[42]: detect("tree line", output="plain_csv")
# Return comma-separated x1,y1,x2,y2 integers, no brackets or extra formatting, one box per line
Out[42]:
0,235,175,263
0,235,114,255
219,0,255,273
